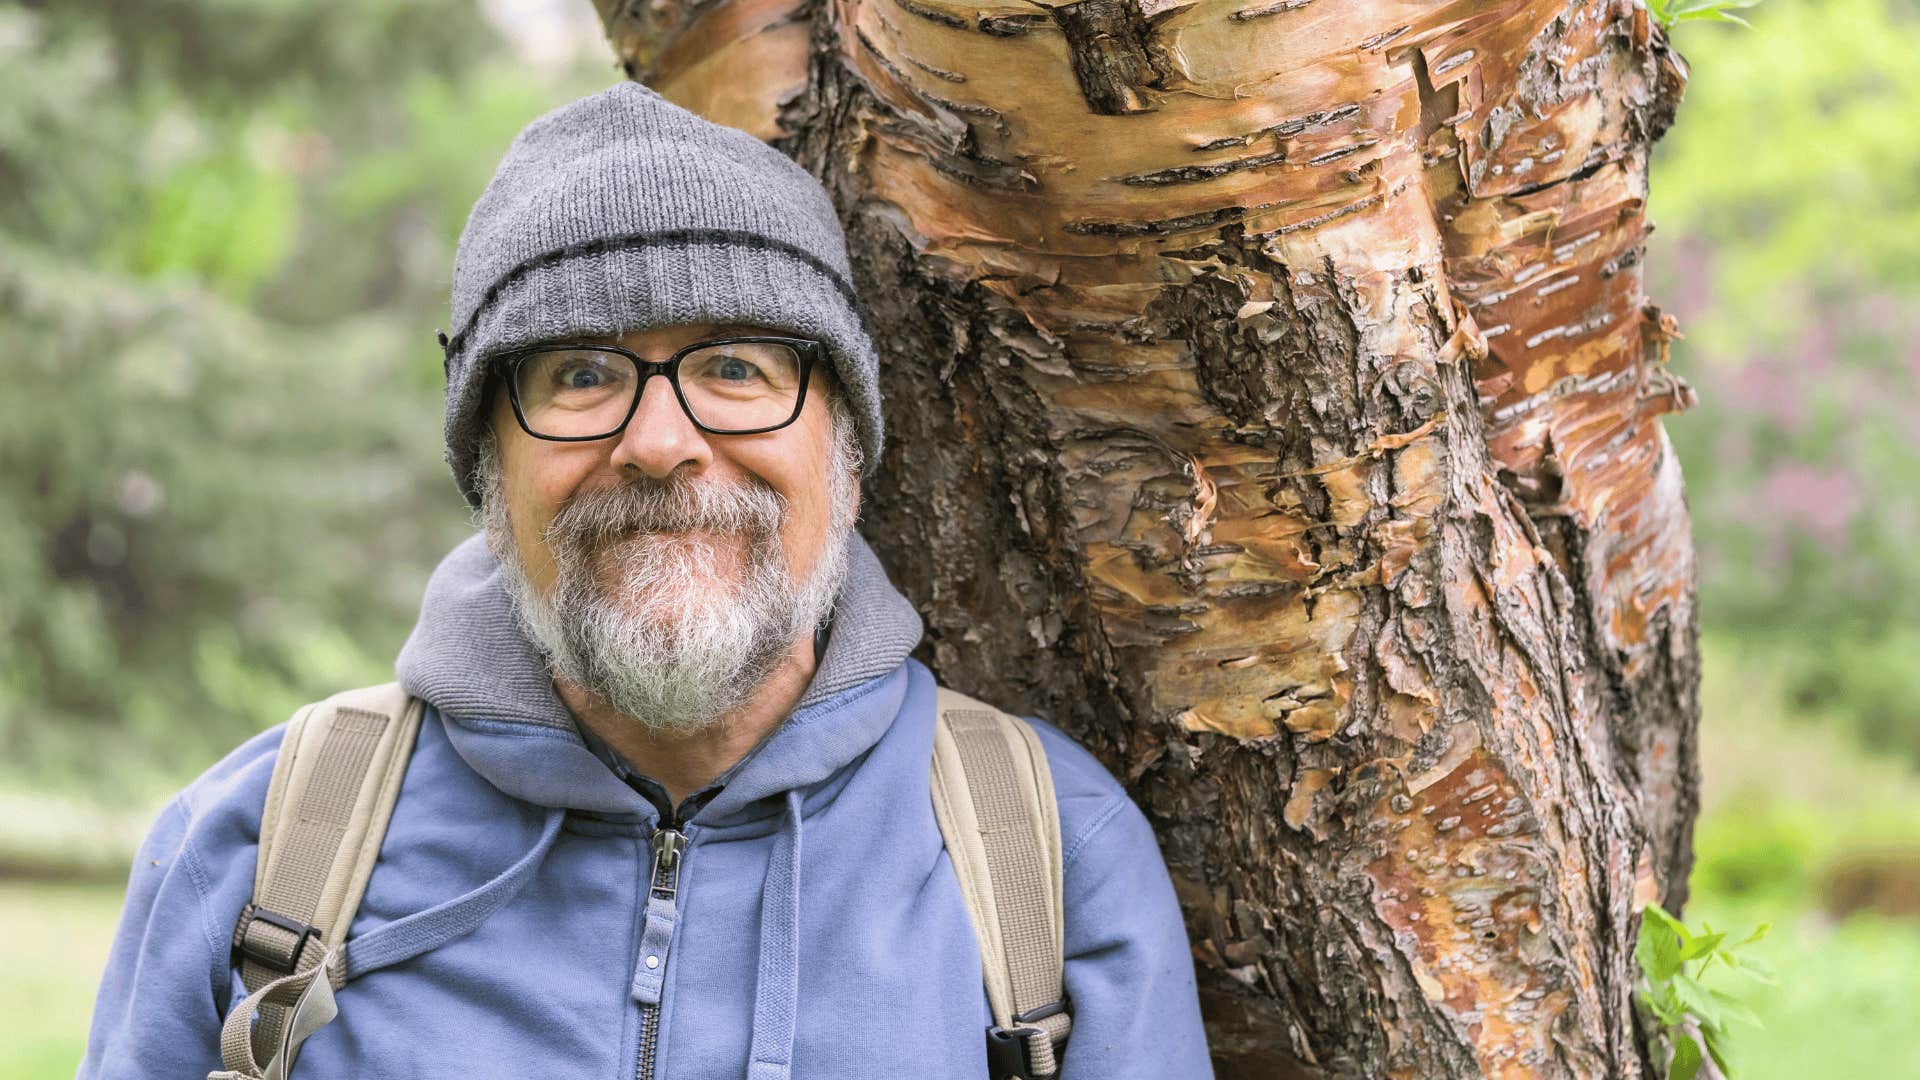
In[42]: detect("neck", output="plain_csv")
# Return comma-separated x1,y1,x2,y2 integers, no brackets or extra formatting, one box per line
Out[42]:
556,633,818,808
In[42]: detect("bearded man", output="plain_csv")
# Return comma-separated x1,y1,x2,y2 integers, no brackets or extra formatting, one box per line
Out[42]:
79,82,1211,1080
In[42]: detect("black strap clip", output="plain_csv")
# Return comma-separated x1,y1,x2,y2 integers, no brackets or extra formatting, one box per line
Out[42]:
231,905,320,976
985,1002,1069,1080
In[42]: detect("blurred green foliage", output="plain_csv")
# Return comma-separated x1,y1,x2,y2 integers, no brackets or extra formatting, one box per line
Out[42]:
0,1,610,796
1647,0,1764,30
1635,901,1770,1080
2,0,1920,1076
1651,0,1920,764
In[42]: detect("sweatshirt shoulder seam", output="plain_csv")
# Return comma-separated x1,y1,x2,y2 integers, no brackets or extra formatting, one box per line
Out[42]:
1062,793,1128,871
168,796,231,1004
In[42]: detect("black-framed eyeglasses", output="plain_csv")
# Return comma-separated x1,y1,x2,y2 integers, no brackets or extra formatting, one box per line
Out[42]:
496,335,821,442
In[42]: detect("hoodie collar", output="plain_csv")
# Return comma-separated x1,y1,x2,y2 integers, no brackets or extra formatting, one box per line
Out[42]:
393,529,924,818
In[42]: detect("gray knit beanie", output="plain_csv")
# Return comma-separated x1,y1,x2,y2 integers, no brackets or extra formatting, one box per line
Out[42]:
438,81,883,507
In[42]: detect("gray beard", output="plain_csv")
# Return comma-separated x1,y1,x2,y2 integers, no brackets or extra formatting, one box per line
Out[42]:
475,434,856,739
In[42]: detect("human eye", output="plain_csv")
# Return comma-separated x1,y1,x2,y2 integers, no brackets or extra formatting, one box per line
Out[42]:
685,347,772,387
554,360,613,389
683,342,798,392
521,350,630,407
713,353,766,383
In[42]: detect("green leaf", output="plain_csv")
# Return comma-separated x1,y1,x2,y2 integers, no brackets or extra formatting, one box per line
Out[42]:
1681,931,1727,962
1745,957,1778,985
1678,9,1753,26
1653,0,1762,29
1640,908,1686,983
1670,1033,1704,1080
1719,949,1779,986
1672,974,1725,1029
1703,1026,1734,1078
1638,983,1684,1027
1644,903,1686,932
1710,988,1763,1029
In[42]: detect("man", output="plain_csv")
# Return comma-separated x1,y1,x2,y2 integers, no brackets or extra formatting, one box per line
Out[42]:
79,82,1211,1078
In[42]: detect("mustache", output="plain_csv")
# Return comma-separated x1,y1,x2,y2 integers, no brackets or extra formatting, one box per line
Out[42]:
543,474,786,550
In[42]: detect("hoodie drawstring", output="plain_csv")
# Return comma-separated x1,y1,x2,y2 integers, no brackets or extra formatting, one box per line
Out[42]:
309,792,806,1077
745,789,804,1080
340,807,566,980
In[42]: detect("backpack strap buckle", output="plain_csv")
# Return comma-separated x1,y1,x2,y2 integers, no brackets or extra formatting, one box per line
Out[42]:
231,904,321,976
984,1023,1043,1080
985,1002,1070,1080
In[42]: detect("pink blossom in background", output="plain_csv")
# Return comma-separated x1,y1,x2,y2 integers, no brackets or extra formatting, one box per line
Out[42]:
1758,462,1865,552
1794,316,1837,378
1858,293,1905,338
1660,234,1718,320
1713,427,1752,470
1717,356,1811,432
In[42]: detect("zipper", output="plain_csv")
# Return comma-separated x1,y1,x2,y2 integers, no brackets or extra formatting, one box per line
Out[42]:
634,811,689,1080
606,754,724,1080
636,1003,661,1080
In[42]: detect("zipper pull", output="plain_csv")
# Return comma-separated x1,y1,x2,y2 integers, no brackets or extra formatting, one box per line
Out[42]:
650,828,685,900
632,828,686,1007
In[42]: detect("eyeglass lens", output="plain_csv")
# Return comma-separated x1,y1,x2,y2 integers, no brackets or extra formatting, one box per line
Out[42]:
512,342,804,438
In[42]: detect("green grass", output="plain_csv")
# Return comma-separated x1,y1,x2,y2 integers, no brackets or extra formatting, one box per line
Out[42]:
1687,894,1920,1080
1682,637,1920,1079
0,880,125,1079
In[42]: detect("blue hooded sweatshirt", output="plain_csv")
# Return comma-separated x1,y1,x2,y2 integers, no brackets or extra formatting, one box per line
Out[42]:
77,532,1212,1078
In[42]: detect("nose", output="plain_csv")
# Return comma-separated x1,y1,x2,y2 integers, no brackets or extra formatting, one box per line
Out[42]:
607,371,712,481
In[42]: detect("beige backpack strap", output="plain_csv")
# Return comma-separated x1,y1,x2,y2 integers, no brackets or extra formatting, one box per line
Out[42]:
930,686,1071,1080
212,682,422,1080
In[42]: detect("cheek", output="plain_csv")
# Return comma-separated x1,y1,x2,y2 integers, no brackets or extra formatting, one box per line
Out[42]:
798,482,834,547
759,442,838,568
496,440,591,584
510,475,551,546
510,440,601,519
502,466,554,578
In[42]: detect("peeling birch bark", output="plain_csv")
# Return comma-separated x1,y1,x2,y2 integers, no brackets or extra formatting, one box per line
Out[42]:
588,0,1700,1075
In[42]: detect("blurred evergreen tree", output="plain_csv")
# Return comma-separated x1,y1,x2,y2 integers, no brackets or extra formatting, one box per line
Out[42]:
0,1,610,794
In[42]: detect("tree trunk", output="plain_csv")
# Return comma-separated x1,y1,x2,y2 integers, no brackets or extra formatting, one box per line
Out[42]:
589,0,1699,1075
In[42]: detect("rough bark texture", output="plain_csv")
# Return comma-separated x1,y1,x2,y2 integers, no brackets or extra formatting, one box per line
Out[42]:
591,0,1700,1075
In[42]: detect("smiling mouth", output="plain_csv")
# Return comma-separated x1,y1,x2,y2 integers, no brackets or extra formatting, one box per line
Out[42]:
591,526,758,555
625,525,744,539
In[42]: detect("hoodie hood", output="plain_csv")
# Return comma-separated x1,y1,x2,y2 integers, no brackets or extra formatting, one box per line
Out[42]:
393,529,925,819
